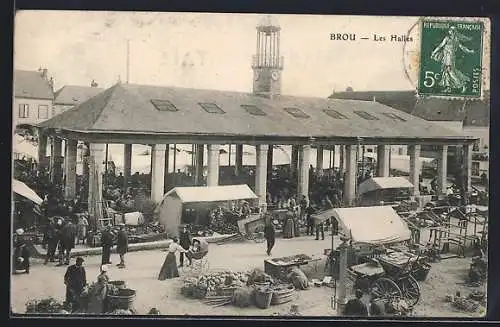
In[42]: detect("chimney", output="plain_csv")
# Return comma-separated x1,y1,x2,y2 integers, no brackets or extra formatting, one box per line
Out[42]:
41,68,48,79
91,79,99,87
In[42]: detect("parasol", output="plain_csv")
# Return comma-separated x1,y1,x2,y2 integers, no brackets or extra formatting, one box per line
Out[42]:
12,179,43,205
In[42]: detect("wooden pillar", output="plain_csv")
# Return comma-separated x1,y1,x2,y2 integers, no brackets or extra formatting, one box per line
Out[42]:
297,145,311,200
235,144,243,177
343,145,357,206
408,144,421,196
376,144,390,177
256,144,269,210
437,145,448,196
151,144,167,202
64,139,78,200
123,144,132,189
207,144,220,186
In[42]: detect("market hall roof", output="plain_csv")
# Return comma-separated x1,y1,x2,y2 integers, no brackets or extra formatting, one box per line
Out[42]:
38,83,475,144
14,70,54,100
329,90,490,127
53,85,104,106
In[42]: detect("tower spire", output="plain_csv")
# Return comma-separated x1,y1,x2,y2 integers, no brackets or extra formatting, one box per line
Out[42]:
252,15,283,99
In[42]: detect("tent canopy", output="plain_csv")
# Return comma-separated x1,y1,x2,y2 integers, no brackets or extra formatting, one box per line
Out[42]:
12,179,43,205
314,206,411,245
159,184,258,205
358,177,414,195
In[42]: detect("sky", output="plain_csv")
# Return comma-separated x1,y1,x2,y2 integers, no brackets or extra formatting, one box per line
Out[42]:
13,11,429,97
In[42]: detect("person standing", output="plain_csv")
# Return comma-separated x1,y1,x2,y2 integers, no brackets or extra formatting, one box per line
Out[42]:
76,214,89,245
13,229,30,274
264,219,276,256
315,219,325,241
116,223,128,269
306,205,315,236
299,195,308,221
58,221,77,266
178,225,191,268
158,238,187,280
64,257,87,311
44,219,58,264
100,225,114,265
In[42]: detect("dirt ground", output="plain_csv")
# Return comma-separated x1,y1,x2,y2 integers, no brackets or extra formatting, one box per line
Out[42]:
10,236,486,317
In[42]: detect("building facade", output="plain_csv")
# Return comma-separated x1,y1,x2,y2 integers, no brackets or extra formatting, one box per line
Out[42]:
13,69,54,128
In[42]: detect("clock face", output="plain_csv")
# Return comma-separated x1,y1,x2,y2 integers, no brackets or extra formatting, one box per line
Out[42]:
271,71,280,81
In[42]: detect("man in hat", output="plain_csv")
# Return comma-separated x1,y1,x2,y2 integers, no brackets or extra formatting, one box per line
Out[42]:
64,257,87,311
13,229,30,274
116,223,128,268
58,220,77,266
263,217,276,256
100,225,114,265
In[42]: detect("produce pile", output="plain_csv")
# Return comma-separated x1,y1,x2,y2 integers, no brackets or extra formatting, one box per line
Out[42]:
25,297,69,314
209,212,240,235
180,268,300,309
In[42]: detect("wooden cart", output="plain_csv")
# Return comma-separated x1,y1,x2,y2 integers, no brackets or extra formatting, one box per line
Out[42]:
347,250,422,307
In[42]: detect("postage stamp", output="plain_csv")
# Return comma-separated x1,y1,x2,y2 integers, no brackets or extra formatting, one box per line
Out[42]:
418,19,483,98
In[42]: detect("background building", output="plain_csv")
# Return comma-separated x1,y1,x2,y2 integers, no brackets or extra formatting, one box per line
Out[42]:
330,89,490,181
13,69,55,129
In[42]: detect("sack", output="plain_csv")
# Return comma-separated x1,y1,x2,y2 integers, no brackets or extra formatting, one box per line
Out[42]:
288,267,309,290
232,287,254,308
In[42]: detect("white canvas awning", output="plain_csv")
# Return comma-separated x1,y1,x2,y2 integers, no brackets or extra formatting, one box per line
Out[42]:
315,206,411,245
12,179,43,205
159,184,258,205
358,177,414,195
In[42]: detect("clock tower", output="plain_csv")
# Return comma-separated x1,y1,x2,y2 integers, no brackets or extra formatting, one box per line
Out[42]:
252,15,283,98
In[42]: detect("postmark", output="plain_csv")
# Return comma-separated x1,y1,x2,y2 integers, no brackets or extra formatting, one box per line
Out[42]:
417,19,483,98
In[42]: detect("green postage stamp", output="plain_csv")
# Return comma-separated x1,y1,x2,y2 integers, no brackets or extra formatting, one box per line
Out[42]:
418,20,483,98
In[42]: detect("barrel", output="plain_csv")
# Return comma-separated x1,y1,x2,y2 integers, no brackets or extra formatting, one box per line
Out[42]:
255,289,273,309
107,288,136,311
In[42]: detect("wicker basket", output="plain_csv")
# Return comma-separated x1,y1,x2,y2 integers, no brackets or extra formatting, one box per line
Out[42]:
255,289,273,309
107,288,136,311
271,284,296,305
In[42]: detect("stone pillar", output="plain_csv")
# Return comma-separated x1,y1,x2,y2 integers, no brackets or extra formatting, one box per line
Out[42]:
297,145,311,200
436,145,448,196
50,137,63,185
235,144,243,177
164,144,170,192
408,144,421,196
207,144,220,186
255,144,269,209
463,144,473,193
290,145,299,175
316,145,324,171
123,144,132,189
267,145,274,178
335,241,349,314
82,142,90,178
37,133,48,172
88,143,105,222
343,145,357,206
331,145,336,169
64,139,78,200
150,144,167,203
376,144,391,177
194,144,204,185
339,145,345,173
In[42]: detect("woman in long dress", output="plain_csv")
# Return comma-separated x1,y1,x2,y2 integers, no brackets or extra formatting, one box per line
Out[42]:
158,238,187,280
430,26,475,93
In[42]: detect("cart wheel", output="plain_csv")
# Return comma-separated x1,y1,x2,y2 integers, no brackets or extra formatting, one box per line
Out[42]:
370,277,402,300
399,275,420,307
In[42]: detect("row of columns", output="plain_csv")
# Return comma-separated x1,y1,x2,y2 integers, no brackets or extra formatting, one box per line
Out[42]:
39,134,472,211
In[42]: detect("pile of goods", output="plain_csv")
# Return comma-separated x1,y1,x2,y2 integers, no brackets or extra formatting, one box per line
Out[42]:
180,268,299,310
469,256,487,286
190,225,215,238
445,291,485,313
25,297,69,314
209,212,239,235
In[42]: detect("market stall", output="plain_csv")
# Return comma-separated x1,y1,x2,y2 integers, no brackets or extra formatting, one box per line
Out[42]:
358,177,413,207
154,184,259,235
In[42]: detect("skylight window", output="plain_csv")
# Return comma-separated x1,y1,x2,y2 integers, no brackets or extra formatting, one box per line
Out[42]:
198,102,225,114
151,99,178,112
353,110,379,120
323,109,348,119
284,107,310,119
382,112,407,122
241,104,266,116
